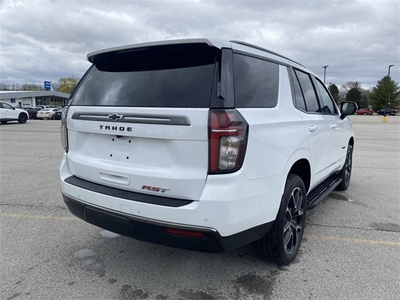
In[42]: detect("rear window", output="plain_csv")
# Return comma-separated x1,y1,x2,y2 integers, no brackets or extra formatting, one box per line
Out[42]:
72,44,217,107
233,53,279,108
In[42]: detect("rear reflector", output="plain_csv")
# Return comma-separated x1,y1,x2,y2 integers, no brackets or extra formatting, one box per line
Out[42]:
164,228,205,238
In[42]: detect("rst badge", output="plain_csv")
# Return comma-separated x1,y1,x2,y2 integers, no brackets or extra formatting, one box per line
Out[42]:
142,185,170,193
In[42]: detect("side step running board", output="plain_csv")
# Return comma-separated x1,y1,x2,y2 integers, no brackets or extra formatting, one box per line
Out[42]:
306,175,342,210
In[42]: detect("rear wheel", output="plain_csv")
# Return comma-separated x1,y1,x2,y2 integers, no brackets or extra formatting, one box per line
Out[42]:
18,114,27,124
253,174,306,265
1,121,7,124
336,144,353,191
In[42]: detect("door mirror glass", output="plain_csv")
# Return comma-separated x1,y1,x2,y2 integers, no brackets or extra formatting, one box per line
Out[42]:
340,101,358,119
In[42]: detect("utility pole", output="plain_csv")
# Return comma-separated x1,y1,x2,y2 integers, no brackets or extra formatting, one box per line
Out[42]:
322,65,329,84
382,64,394,122
384,64,394,117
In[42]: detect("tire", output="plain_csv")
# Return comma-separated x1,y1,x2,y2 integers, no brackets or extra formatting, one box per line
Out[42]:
18,113,28,124
336,144,353,191
1,121,7,124
253,174,306,265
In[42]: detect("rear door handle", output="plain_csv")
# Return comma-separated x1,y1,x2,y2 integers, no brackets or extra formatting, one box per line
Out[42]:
308,125,318,132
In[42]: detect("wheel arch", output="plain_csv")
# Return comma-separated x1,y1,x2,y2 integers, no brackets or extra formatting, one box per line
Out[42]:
288,159,311,194
349,136,354,147
282,147,311,194
18,112,29,123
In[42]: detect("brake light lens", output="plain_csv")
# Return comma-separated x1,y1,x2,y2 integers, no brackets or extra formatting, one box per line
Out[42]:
60,106,69,152
208,109,248,174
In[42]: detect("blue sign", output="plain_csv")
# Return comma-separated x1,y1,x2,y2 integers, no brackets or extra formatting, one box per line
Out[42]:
44,81,51,91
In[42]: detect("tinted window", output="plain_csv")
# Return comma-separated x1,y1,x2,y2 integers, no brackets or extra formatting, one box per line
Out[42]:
295,70,320,113
2,103,14,109
72,45,217,107
314,78,336,114
290,68,306,111
233,53,279,108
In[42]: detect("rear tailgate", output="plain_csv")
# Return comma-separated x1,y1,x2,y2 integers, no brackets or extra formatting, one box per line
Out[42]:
66,107,209,200
65,41,222,200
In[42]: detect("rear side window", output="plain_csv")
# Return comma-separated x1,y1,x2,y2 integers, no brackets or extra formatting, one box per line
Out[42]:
294,69,320,113
290,68,307,111
233,53,279,108
72,44,217,107
314,78,337,114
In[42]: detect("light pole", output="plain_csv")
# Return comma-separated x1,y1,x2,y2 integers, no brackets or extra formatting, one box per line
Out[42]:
322,65,329,84
384,64,394,117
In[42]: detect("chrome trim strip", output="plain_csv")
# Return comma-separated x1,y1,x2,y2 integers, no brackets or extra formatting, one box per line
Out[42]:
71,112,190,125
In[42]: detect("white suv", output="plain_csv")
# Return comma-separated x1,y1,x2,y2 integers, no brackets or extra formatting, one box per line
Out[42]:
60,39,357,265
0,101,29,124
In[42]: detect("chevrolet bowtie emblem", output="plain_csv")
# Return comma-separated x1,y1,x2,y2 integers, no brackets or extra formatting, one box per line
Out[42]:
107,113,123,121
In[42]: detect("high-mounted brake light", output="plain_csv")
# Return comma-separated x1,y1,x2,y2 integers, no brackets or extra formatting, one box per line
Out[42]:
208,109,248,174
60,106,69,152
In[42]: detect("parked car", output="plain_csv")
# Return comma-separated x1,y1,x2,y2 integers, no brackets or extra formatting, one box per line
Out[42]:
36,108,59,119
60,38,357,265
36,105,54,109
0,101,29,124
356,108,374,115
52,109,63,120
376,108,397,116
22,107,42,119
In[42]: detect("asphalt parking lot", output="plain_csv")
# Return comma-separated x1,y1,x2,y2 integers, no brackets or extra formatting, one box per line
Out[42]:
1,115,399,300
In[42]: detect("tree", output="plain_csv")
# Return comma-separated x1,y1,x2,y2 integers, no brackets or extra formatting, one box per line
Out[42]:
369,76,400,111
19,83,44,91
52,76,79,94
342,81,369,108
328,83,340,104
346,87,362,107
0,82,11,91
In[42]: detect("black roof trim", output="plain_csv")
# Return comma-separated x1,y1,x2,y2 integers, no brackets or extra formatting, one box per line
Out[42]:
230,40,304,67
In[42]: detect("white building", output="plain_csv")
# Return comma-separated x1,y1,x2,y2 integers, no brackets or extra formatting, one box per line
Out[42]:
0,91,70,107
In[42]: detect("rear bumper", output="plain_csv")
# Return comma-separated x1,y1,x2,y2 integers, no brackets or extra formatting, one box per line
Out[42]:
62,191,273,253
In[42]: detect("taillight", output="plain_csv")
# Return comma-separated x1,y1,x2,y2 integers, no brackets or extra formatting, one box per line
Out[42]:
208,109,248,174
60,106,69,152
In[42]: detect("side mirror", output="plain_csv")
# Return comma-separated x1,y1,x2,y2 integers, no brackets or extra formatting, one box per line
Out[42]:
340,101,358,120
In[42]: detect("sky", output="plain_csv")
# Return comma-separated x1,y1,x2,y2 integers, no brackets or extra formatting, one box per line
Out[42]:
0,0,399,90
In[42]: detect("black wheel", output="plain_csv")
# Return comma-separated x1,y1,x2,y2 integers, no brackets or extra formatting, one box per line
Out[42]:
1,121,7,124
336,144,353,191
253,174,306,265
18,113,28,124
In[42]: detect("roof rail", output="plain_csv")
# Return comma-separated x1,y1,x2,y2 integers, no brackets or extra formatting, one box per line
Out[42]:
230,40,304,67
